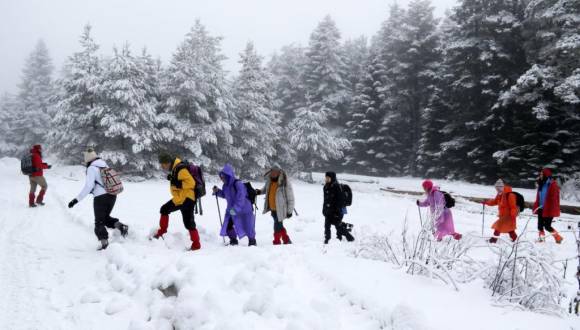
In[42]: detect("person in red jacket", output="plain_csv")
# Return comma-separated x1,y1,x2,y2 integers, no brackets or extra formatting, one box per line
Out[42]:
29,144,51,207
533,168,562,243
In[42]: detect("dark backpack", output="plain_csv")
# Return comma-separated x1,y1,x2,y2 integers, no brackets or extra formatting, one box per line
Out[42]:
234,180,257,207
340,184,353,207
21,154,35,175
509,192,525,213
440,191,455,208
174,161,206,199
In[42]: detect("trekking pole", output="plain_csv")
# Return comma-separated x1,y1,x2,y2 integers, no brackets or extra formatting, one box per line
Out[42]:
198,199,204,216
294,208,299,216
482,204,485,236
215,195,225,244
417,205,423,228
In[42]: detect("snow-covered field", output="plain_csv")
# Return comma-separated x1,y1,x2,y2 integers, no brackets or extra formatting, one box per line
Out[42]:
0,157,578,330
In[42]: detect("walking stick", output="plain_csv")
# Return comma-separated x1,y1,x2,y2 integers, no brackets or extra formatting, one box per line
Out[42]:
215,195,225,244
417,205,423,227
482,204,485,236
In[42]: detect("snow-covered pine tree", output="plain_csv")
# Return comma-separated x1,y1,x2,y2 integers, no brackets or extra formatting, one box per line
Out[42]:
343,36,369,102
268,44,307,127
498,0,580,184
381,0,441,176
433,0,530,183
158,20,238,169
302,15,349,126
0,93,20,156
289,16,351,171
345,41,389,175
50,24,104,162
98,44,159,174
13,39,54,153
231,41,280,178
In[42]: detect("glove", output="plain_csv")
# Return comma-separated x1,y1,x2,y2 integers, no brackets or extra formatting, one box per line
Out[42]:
166,174,173,181
287,213,293,219
229,209,236,216
416,200,420,206
255,189,261,195
212,186,219,194
47,165,52,169
68,199,78,208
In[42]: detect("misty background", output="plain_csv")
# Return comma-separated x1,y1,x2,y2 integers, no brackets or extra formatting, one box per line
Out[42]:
0,0,457,94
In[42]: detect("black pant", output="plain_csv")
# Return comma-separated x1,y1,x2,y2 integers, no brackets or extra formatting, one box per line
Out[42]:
94,194,119,240
324,215,352,241
160,198,196,230
271,211,285,232
537,208,554,233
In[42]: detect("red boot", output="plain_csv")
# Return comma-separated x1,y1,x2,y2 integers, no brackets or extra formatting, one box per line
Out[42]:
273,231,282,245
154,215,169,239
189,229,201,250
29,193,36,207
281,228,292,244
453,233,462,240
36,189,46,206
552,231,563,244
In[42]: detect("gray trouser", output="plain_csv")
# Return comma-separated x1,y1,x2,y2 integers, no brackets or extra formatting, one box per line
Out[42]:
29,176,48,194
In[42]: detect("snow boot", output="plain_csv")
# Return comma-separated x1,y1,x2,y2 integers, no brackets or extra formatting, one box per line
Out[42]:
537,231,546,243
273,231,282,245
29,193,36,207
36,189,46,206
509,231,518,242
489,237,498,244
248,238,257,246
229,237,239,246
324,238,330,244
189,229,201,251
281,228,292,245
154,215,169,239
552,231,563,244
115,222,129,238
345,233,355,242
98,239,109,250
453,233,462,240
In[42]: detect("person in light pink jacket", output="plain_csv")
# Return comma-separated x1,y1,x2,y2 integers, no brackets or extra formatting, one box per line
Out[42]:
417,180,462,241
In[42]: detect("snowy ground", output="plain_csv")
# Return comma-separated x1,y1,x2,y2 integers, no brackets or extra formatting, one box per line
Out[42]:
0,157,578,330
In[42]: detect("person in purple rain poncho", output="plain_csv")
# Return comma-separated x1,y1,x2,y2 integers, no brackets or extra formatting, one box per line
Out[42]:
416,179,462,241
212,164,257,246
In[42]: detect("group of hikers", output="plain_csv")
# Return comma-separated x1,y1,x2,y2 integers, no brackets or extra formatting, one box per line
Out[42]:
417,168,563,244
23,145,563,250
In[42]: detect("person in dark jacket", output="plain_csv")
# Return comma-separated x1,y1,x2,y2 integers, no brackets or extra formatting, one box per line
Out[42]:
323,172,354,244
533,168,563,243
28,144,51,207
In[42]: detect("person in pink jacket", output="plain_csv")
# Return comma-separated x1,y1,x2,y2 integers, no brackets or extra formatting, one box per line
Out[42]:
416,180,462,241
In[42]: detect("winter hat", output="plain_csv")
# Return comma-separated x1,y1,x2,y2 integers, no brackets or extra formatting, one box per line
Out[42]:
422,179,433,192
83,149,98,163
494,179,505,189
158,153,173,164
32,144,42,151
541,168,553,177
270,163,282,172
325,171,337,182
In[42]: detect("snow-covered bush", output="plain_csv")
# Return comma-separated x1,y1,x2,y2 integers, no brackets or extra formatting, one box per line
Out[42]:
561,174,580,202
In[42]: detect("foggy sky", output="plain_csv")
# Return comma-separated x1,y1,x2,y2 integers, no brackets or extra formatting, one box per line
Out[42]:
0,0,457,94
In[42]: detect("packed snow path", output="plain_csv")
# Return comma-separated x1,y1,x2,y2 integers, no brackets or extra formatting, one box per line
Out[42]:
0,158,578,330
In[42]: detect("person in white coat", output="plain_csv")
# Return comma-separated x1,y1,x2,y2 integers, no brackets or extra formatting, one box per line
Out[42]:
68,149,128,250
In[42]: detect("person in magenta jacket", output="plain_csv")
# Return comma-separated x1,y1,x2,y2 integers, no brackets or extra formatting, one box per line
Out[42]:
417,180,462,241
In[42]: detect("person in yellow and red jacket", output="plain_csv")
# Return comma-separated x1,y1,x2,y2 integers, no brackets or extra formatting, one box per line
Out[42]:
153,153,201,250
483,179,519,243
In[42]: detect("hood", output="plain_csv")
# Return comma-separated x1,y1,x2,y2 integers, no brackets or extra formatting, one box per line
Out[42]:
325,171,337,183
88,158,107,168
220,163,236,185
541,168,553,178
30,145,42,154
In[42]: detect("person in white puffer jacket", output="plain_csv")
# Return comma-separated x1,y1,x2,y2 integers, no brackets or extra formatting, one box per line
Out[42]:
68,149,128,250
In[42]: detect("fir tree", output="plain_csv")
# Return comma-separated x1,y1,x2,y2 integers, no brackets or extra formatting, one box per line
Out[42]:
0,93,19,156
232,42,280,178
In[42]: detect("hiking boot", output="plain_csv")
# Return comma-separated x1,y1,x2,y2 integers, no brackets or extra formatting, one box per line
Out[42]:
189,229,201,251
29,203,37,208
36,202,45,206
281,228,292,244
553,232,563,244
538,231,546,243
324,238,330,244
248,238,257,246
229,237,239,246
453,233,462,240
489,237,498,244
98,239,109,250
273,231,282,245
115,222,129,238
